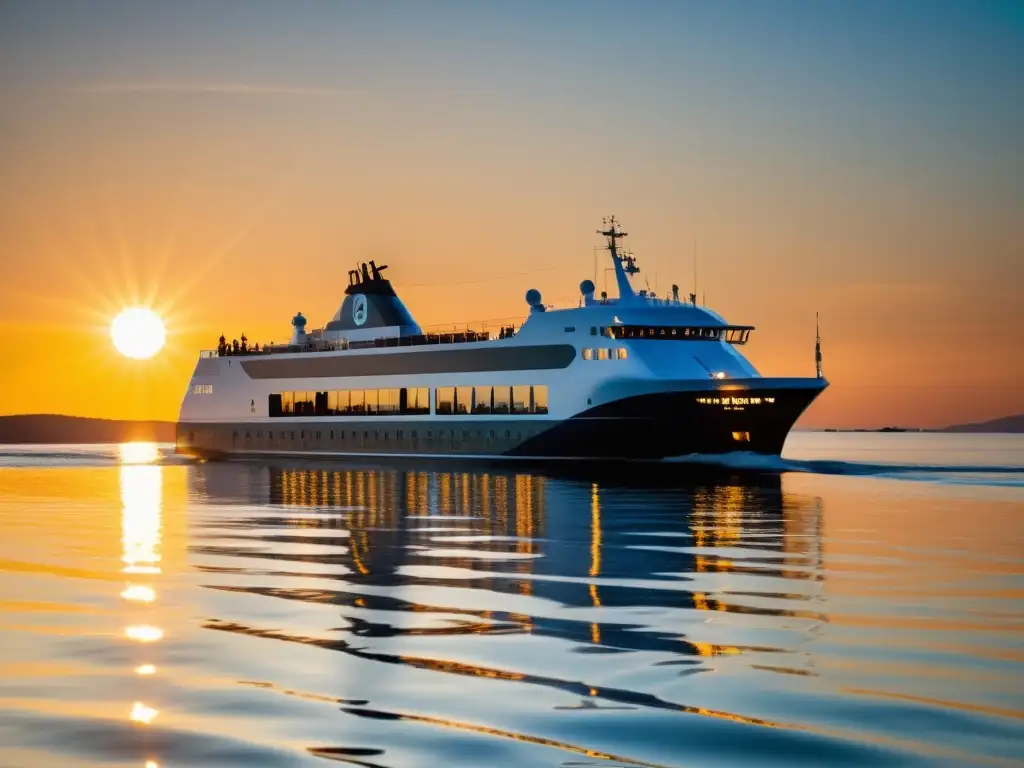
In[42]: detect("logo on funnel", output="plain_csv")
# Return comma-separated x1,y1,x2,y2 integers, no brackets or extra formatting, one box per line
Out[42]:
352,294,368,326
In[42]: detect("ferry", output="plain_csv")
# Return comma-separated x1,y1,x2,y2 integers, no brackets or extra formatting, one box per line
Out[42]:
176,218,827,461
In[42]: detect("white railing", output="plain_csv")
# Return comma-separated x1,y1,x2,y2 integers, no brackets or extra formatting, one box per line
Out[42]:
200,315,528,358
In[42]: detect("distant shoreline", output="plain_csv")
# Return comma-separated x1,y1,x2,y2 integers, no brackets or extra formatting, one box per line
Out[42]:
0,415,176,444
820,427,925,433
812,414,1023,434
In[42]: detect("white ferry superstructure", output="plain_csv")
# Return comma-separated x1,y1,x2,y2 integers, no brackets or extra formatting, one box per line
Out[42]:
176,218,828,460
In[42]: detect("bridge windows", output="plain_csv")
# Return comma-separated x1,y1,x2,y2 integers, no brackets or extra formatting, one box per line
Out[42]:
724,329,751,344
605,325,753,344
192,383,213,394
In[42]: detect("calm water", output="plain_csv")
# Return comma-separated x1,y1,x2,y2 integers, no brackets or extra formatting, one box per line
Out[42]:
0,434,1022,767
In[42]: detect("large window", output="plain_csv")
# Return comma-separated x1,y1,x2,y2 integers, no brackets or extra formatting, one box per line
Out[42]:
270,387,435,417
436,386,454,415
456,386,473,414
533,385,548,414
435,385,548,416
492,386,511,414
405,387,430,414
472,386,492,414
512,385,531,414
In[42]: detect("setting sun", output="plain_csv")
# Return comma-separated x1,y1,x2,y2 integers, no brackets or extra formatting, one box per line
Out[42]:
111,309,166,360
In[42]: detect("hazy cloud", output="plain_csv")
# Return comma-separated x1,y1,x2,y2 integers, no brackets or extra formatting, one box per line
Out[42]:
70,83,349,97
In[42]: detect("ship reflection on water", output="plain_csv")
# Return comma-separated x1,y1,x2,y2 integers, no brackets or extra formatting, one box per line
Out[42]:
191,461,825,664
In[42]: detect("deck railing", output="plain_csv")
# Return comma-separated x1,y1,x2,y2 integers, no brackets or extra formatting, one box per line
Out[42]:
201,315,526,359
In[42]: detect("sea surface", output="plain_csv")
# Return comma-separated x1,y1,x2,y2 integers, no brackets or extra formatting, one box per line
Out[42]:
0,433,1022,767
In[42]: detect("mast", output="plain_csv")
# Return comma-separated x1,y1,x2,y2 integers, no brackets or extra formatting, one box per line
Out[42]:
815,313,823,379
598,216,636,302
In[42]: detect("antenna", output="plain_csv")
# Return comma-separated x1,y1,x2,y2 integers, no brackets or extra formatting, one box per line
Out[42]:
815,312,823,378
692,239,697,300
598,217,637,301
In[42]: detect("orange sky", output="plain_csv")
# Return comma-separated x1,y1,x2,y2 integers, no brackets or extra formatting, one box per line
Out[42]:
0,2,1020,429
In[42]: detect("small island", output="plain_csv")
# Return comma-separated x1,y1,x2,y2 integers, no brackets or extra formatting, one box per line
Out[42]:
821,414,1023,434
938,414,1024,434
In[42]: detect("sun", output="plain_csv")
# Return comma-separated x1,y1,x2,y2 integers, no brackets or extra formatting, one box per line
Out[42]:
111,308,167,359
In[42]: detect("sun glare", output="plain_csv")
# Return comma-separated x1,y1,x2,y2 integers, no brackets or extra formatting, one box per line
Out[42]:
111,308,166,359
119,441,160,465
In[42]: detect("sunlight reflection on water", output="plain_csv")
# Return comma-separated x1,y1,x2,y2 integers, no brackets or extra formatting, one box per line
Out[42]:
119,442,164,763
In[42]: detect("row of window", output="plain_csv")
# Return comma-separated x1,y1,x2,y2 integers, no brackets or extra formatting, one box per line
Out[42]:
192,384,213,395
239,427,530,442
269,387,431,417
603,325,753,344
581,348,628,361
268,385,549,417
435,385,548,415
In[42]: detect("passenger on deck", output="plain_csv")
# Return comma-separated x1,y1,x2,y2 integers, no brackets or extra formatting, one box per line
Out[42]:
217,335,227,356
240,334,248,353
232,339,239,354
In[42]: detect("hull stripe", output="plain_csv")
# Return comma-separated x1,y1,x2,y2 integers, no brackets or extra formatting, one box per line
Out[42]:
240,345,576,379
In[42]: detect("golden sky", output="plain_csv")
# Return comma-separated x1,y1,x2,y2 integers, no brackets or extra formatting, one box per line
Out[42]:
0,2,1021,428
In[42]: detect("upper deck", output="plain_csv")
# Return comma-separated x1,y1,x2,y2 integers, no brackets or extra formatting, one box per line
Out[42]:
200,217,757,360
201,299,756,361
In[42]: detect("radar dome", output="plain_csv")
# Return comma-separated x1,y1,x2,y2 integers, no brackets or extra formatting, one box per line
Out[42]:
292,312,307,328
525,289,546,313
580,279,595,296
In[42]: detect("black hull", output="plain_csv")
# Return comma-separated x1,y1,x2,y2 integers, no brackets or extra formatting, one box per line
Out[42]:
511,385,824,458
178,381,825,462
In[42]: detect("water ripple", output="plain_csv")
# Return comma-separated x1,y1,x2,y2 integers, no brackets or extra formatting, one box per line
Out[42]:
1,438,1023,767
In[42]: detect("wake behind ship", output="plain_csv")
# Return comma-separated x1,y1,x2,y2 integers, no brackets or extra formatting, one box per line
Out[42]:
176,219,827,461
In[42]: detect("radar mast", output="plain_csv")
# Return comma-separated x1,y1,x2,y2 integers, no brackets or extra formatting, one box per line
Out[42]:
598,216,637,302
